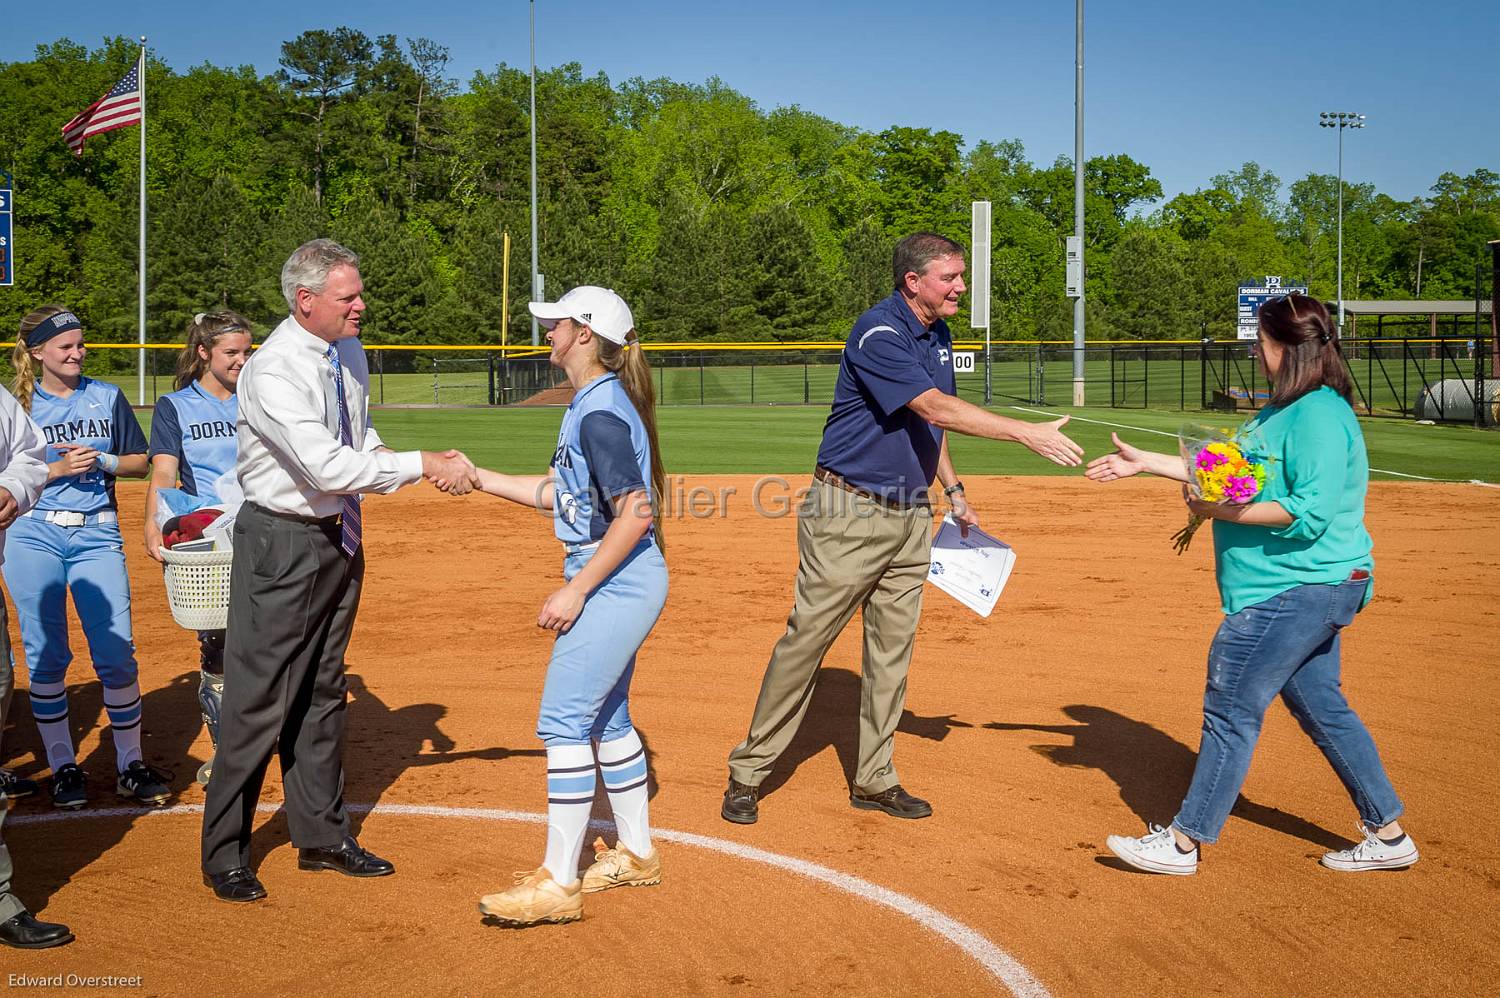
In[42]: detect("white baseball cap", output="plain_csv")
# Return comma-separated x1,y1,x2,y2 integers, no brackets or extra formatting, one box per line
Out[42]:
528,286,635,345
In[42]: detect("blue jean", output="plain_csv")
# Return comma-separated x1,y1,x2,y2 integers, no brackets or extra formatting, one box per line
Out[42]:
536,540,668,746
1173,578,1404,844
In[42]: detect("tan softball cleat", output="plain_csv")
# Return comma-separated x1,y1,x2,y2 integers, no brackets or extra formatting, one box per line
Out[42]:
581,836,662,893
478,867,582,926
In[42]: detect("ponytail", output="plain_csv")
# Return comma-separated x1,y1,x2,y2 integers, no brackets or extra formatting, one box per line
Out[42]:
12,304,72,414
597,331,666,556
176,310,254,390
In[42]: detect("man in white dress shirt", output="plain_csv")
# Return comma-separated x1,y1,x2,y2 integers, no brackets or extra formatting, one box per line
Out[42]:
200,239,474,902
0,386,73,948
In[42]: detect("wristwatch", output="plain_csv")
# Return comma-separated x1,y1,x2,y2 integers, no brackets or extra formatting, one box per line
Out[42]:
943,481,965,498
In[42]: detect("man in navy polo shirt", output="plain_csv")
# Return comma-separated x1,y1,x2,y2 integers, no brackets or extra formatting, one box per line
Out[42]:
723,232,1082,823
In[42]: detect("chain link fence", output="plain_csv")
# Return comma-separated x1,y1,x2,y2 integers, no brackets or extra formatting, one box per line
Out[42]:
1104,338,1493,426
45,338,1496,428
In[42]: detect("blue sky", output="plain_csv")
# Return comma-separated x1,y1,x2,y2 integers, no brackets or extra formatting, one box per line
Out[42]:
6,1,1496,206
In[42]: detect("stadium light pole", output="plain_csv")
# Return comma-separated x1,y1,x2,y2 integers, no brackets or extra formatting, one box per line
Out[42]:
529,0,539,345
1071,0,1086,407
1319,111,1365,336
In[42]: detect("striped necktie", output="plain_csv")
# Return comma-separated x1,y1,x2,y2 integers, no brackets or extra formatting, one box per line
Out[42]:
326,344,362,557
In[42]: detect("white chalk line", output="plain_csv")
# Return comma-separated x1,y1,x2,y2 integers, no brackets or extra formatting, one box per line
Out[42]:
8,802,1051,998
1009,405,1497,487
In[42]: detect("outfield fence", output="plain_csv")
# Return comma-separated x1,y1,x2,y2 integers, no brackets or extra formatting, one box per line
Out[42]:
1107,338,1495,425
48,338,1497,427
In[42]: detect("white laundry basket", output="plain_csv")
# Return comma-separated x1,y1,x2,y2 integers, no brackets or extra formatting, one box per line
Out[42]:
160,547,234,630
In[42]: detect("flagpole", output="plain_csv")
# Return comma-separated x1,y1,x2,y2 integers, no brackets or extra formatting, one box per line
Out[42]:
137,37,147,406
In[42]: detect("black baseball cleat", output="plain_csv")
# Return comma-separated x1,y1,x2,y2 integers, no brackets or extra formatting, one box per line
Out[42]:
0,769,40,800
0,911,74,949
298,836,395,877
850,784,933,819
116,761,172,805
721,778,759,824
50,763,87,810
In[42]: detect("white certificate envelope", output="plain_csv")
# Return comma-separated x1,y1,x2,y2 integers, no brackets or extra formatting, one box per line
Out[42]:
926,515,1017,618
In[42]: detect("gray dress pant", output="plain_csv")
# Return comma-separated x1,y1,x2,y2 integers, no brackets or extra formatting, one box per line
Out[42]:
200,502,362,874
1,596,25,921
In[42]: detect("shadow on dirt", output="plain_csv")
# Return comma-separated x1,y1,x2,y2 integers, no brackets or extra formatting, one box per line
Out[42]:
985,704,1352,850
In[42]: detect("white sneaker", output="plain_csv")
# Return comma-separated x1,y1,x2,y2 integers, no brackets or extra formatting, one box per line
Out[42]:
1107,824,1199,876
1321,824,1419,872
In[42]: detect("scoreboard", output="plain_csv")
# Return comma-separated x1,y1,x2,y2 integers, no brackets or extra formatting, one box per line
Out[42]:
0,172,12,287
1237,276,1307,340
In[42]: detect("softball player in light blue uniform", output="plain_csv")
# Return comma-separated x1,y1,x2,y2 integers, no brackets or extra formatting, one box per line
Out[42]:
4,306,169,809
144,312,253,785
462,287,669,927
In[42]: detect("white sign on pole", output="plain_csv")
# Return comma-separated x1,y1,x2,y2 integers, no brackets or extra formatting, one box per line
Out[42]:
1065,236,1083,298
970,201,991,330
953,351,976,373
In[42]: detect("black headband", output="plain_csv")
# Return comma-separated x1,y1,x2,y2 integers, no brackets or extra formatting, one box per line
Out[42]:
25,311,82,348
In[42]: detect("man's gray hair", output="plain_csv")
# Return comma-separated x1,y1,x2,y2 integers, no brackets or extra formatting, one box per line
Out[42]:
280,239,360,312
892,232,965,290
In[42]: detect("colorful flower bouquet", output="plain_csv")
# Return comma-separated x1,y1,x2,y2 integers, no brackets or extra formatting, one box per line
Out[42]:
1171,425,1272,554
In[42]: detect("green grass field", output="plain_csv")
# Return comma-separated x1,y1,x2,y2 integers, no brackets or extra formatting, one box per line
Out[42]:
102,353,1497,482
309,404,1499,482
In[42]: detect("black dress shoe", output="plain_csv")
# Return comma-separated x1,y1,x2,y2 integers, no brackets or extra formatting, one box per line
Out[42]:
203,867,267,902
298,836,395,877
721,778,759,825
0,910,74,949
850,784,933,819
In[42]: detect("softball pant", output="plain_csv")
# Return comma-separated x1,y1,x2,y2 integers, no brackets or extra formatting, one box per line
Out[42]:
536,539,668,746
1,516,137,687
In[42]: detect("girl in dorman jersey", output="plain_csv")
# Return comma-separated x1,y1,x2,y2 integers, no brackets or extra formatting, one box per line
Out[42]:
144,311,253,785
5,305,169,809
453,286,669,927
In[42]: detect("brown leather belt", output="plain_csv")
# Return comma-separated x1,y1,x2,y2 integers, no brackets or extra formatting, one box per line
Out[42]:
813,466,929,510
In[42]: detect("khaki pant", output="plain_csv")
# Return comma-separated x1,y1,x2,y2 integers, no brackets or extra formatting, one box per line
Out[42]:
727,478,932,795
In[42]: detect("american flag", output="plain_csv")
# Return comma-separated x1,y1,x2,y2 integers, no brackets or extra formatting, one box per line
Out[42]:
61,61,143,156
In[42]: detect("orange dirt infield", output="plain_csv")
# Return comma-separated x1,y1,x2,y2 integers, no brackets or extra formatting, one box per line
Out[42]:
2,477,1497,996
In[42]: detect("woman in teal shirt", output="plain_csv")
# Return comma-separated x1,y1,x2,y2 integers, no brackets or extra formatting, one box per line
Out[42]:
1086,293,1416,876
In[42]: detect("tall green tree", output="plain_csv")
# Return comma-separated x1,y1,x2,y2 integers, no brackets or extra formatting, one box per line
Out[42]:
747,203,825,341
149,173,275,338
277,27,373,205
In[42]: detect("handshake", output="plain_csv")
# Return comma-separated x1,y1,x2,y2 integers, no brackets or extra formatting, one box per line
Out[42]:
421,449,481,496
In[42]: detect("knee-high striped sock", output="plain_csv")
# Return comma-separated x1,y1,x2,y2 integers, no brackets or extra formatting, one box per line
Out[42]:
28,680,76,773
103,681,143,771
542,743,596,887
598,729,652,858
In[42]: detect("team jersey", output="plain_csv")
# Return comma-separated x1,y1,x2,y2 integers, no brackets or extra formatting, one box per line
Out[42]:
30,377,148,513
550,373,652,546
149,382,239,500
